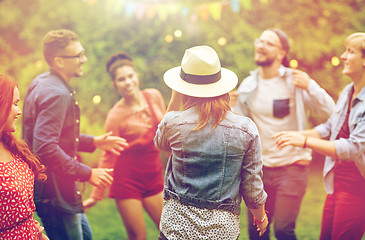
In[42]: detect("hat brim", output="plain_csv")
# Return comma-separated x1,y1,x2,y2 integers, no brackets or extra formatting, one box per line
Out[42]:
163,67,238,98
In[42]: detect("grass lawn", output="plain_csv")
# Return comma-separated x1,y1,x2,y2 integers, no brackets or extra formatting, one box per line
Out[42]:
36,157,365,239
82,159,328,240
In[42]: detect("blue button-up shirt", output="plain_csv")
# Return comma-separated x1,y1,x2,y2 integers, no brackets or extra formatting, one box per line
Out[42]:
315,83,365,194
22,71,95,213
154,108,267,215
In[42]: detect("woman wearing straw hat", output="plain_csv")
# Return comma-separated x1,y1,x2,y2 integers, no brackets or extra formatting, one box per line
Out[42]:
154,46,268,239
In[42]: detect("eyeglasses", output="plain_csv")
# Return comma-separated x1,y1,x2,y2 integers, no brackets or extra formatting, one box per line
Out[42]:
254,39,281,49
58,51,86,61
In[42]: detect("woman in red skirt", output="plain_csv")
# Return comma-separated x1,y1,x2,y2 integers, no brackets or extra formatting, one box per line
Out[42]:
83,52,165,239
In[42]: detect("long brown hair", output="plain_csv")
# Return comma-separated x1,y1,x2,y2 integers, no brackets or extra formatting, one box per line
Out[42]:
183,93,231,131
0,74,46,181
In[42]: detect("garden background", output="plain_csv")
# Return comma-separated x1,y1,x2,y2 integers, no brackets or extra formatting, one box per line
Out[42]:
1,0,364,239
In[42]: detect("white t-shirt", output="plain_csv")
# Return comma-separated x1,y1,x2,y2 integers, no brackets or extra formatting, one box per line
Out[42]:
246,76,311,167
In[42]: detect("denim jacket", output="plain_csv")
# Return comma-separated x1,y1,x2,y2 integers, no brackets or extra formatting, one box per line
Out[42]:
234,66,335,131
315,83,365,194
22,71,95,213
154,108,267,215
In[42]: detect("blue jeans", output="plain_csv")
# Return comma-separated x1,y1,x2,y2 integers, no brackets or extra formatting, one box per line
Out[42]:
248,164,307,240
36,202,92,240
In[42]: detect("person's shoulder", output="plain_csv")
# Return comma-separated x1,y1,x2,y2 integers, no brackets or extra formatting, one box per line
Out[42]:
226,112,258,131
143,88,162,97
29,72,69,95
238,69,259,92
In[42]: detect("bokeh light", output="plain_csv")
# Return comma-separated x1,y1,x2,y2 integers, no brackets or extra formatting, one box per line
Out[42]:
93,95,101,104
289,59,298,69
331,56,340,66
217,37,227,46
165,34,174,43
35,60,43,69
174,30,182,38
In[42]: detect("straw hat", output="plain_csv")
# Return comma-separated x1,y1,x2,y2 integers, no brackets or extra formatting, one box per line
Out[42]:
163,45,238,97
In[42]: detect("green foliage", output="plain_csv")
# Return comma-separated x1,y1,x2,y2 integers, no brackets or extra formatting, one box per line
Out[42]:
1,0,364,130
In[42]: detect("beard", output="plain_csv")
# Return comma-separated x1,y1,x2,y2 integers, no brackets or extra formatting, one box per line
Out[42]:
254,51,276,67
255,58,275,67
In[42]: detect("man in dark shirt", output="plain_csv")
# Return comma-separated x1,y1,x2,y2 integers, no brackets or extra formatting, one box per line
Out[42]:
22,29,128,240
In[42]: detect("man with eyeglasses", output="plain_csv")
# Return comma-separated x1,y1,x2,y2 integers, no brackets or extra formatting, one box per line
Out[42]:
22,29,128,240
230,28,335,240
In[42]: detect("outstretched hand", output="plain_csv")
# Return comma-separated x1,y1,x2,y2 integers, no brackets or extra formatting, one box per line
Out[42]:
93,132,128,155
89,168,114,188
272,131,306,149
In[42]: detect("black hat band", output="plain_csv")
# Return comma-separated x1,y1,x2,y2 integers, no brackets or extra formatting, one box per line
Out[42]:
180,69,221,85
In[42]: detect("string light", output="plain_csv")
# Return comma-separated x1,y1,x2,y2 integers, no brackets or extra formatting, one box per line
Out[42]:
93,95,101,104
165,34,174,43
289,59,298,69
35,60,43,69
217,37,227,46
174,30,182,38
331,56,340,66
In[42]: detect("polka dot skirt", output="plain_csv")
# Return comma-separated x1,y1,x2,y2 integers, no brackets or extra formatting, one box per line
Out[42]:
0,155,38,239
160,198,240,239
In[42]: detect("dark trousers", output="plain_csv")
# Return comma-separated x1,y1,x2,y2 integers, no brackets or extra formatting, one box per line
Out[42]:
36,202,92,240
248,164,307,240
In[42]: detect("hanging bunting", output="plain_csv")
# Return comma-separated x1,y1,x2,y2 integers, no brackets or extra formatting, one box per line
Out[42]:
197,4,209,21
209,2,222,21
88,0,266,21
146,5,158,19
157,5,169,21
125,2,137,17
112,0,124,15
241,0,251,10
230,0,240,13
136,3,146,20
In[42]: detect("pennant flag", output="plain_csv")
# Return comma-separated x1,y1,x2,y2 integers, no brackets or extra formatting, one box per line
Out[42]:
181,6,190,17
157,5,169,21
230,0,240,12
125,2,137,17
146,5,157,19
241,0,251,10
209,2,222,21
197,4,209,21
112,0,124,15
87,0,98,6
136,3,146,20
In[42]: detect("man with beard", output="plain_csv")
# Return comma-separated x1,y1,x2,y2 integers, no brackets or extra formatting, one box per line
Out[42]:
230,29,335,240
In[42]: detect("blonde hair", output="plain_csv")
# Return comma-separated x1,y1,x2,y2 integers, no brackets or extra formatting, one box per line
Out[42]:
345,32,365,57
183,93,231,131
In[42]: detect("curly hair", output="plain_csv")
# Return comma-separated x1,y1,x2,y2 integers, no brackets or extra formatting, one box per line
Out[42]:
106,52,136,80
0,74,47,181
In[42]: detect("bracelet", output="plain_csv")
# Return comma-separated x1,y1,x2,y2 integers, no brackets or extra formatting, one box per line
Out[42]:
255,214,267,224
254,210,268,224
303,136,308,148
